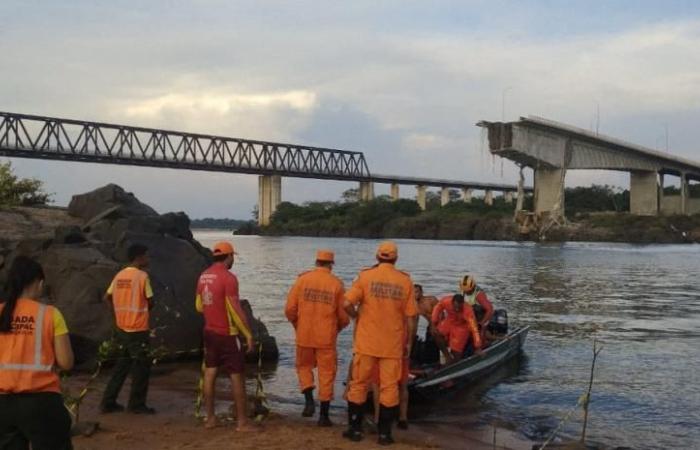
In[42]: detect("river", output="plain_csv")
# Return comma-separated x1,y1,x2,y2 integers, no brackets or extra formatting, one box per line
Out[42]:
193,231,700,449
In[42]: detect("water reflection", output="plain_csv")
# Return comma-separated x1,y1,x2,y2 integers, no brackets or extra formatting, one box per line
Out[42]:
194,233,700,449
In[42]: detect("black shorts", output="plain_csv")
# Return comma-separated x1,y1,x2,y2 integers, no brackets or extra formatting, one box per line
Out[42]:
204,331,245,375
0,391,73,450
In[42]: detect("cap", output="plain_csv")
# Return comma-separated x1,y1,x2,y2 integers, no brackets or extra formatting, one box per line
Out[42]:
212,241,236,256
316,249,335,263
460,274,476,292
376,241,398,260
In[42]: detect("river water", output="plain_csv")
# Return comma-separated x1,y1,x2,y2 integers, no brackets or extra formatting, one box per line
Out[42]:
193,231,700,449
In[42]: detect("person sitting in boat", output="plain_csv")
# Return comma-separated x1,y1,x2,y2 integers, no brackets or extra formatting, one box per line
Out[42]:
431,293,482,363
459,274,494,333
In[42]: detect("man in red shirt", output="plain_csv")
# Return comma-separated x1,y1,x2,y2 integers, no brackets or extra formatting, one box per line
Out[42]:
460,274,493,331
195,241,254,432
431,293,482,363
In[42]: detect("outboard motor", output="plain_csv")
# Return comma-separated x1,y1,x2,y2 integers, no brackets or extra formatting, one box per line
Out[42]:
488,309,508,335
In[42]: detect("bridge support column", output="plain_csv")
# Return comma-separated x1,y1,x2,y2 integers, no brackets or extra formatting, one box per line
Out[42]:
390,183,400,201
461,188,472,203
359,181,375,202
681,173,688,215
441,187,450,206
504,191,513,204
630,170,659,216
484,190,493,206
258,175,281,226
534,167,565,219
416,185,427,210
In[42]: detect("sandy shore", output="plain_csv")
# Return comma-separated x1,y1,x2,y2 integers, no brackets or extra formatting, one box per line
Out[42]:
66,364,532,450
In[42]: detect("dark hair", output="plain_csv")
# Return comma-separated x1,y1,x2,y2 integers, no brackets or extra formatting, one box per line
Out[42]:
316,260,333,268
414,284,423,291
127,244,148,262
0,256,45,332
213,254,229,263
452,294,465,304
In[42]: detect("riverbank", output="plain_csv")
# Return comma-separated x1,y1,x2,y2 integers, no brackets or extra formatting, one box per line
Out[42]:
67,363,532,450
254,199,700,243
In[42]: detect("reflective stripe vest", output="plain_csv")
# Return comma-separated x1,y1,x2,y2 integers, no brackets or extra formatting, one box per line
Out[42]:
111,267,150,332
0,298,60,393
465,287,481,306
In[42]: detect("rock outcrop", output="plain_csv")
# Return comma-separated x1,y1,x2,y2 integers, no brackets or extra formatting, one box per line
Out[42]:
0,184,278,365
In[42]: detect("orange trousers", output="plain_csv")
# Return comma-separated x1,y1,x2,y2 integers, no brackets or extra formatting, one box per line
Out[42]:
347,353,401,407
296,346,337,402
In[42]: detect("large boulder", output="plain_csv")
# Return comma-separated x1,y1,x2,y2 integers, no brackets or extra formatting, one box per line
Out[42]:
68,184,157,221
0,184,279,366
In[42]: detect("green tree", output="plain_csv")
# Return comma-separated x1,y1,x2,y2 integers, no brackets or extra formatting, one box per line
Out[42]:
0,161,51,206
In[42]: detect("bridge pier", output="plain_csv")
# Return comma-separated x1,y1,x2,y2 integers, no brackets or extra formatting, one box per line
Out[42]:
441,187,450,206
359,181,375,202
391,183,400,201
258,175,281,226
461,188,472,203
416,185,427,210
681,173,688,215
630,170,659,216
504,191,514,204
534,167,565,219
484,190,494,206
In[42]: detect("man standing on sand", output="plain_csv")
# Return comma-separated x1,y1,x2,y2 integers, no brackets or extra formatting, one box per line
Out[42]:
285,249,349,426
343,241,417,446
195,241,255,432
101,243,156,414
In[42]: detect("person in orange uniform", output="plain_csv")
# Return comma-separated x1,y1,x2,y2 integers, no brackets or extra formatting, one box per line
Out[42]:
460,275,493,332
195,241,255,432
101,243,156,414
343,241,417,446
285,249,349,426
0,256,74,450
431,293,482,362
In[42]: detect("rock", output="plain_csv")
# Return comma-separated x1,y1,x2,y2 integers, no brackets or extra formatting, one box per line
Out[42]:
54,225,87,244
68,184,157,221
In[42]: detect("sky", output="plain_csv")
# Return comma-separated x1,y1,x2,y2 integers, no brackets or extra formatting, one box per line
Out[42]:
1,0,700,218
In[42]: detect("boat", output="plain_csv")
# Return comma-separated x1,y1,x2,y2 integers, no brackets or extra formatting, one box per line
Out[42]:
408,325,529,399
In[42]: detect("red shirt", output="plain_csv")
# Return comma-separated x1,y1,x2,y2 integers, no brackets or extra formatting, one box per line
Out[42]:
195,262,252,339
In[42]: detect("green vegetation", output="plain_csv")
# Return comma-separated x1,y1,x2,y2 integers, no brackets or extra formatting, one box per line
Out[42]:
0,161,51,206
190,217,253,230
564,185,629,217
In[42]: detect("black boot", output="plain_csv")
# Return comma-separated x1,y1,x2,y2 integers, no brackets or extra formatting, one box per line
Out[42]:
342,402,364,442
302,388,315,417
377,405,397,446
318,401,333,427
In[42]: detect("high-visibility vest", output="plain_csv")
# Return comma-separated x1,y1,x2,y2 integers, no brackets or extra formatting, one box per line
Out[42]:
111,267,150,332
465,287,481,306
0,298,60,393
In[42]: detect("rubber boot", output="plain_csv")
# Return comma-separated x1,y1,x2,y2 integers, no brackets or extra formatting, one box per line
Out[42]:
318,401,333,427
377,405,396,446
342,402,364,442
302,388,315,417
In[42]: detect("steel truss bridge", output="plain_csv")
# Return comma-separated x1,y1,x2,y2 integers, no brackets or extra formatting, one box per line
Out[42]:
0,111,525,192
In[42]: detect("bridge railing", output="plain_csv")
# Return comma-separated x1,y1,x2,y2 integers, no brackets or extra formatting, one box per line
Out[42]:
0,112,371,180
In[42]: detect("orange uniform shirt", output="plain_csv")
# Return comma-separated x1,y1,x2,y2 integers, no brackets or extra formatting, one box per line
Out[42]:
285,266,349,349
432,295,482,350
0,298,68,393
345,263,417,359
107,267,153,332
195,262,252,339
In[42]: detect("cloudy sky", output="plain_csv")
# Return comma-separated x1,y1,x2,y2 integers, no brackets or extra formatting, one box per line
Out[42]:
2,1,699,218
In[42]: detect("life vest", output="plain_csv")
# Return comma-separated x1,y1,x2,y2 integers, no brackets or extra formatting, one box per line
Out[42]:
0,298,60,393
465,287,482,306
112,267,150,332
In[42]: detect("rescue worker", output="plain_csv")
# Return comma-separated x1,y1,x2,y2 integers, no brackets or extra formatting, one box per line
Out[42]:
343,241,417,446
460,274,493,330
101,243,156,414
0,256,74,450
285,249,349,426
431,293,482,362
195,241,255,432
